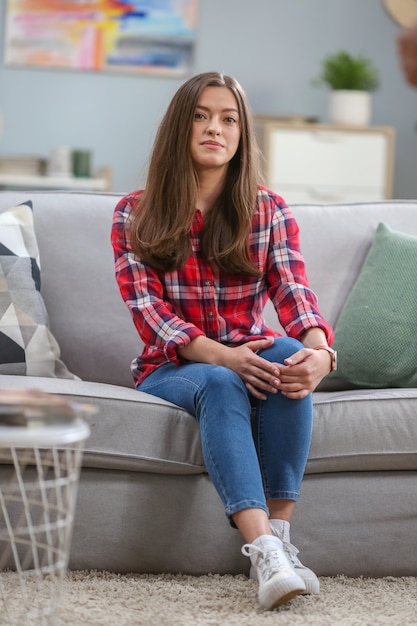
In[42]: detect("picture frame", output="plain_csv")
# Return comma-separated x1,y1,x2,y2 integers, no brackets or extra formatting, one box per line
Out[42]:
3,0,199,77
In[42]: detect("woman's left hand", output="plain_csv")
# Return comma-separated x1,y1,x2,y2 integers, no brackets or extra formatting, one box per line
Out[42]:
276,348,331,399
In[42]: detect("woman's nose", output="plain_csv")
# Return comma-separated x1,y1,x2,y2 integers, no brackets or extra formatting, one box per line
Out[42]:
207,120,221,135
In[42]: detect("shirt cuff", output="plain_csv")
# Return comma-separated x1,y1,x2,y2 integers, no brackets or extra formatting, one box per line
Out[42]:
163,326,206,362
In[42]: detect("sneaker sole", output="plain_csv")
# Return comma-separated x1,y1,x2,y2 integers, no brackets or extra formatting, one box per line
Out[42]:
269,587,305,609
250,566,320,595
259,576,306,610
303,578,320,595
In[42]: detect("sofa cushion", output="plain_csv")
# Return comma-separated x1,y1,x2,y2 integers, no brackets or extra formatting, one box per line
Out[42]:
1,375,417,476
0,202,78,379
0,375,204,474
328,222,417,389
309,387,417,473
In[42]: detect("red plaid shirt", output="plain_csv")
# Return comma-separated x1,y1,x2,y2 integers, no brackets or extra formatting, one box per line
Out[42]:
111,187,333,386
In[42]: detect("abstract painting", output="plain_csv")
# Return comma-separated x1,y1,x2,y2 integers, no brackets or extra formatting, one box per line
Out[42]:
4,0,198,76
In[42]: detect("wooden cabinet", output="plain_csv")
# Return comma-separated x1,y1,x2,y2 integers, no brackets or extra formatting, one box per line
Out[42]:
254,117,395,204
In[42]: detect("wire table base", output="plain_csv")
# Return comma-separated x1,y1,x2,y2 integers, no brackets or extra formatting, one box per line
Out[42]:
0,415,90,626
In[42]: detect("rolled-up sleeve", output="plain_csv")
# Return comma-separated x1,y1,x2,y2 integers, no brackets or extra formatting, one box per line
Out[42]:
266,196,334,344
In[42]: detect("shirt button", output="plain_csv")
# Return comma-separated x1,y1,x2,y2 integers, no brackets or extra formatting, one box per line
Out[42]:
207,311,214,318
205,280,211,286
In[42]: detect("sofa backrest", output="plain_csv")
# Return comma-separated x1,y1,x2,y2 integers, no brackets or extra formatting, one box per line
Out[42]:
0,190,138,388
1,190,417,389
263,199,417,333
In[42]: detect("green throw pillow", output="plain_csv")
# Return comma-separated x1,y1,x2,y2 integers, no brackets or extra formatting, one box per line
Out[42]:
328,222,417,389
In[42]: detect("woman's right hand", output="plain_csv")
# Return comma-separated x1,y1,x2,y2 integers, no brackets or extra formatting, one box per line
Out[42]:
223,337,281,400
179,335,281,400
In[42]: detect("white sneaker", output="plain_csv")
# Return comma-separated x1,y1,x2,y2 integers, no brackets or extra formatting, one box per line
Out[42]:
281,538,320,595
242,535,306,609
249,531,320,595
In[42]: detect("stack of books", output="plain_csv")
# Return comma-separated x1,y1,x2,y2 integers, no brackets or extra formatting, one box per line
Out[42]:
0,155,47,176
0,388,96,427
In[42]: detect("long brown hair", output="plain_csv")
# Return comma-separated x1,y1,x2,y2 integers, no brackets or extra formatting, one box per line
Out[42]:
129,72,261,276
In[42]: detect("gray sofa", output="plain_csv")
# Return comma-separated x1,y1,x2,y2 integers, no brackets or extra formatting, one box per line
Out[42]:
1,190,416,578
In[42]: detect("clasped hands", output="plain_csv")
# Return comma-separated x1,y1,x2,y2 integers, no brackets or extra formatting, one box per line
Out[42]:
224,337,331,400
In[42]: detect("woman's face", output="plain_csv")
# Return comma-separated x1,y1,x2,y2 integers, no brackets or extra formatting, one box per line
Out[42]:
190,86,241,174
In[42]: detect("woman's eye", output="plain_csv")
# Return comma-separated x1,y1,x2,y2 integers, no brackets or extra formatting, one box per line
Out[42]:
194,112,205,120
225,117,237,124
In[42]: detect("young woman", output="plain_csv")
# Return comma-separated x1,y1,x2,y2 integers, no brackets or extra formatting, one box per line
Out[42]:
111,72,335,610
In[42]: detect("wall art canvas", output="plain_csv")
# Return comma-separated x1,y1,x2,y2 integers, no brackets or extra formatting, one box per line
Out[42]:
4,0,198,76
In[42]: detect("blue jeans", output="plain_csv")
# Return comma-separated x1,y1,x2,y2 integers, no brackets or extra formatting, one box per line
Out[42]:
137,337,313,520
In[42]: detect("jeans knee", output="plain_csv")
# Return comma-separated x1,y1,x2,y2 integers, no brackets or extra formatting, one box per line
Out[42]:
203,365,245,393
199,365,249,407
196,365,251,425
260,337,303,363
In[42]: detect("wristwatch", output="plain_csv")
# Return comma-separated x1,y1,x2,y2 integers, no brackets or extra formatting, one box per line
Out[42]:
314,345,337,372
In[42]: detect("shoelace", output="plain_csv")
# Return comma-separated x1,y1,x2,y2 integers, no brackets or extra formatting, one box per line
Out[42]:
282,541,302,568
241,544,288,581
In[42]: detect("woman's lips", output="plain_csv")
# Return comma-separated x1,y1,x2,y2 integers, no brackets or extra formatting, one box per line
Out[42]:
202,141,223,148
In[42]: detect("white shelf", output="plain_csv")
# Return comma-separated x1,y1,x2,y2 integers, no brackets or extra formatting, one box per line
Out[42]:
0,171,110,191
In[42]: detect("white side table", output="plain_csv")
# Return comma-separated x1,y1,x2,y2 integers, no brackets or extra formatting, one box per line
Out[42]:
0,396,91,626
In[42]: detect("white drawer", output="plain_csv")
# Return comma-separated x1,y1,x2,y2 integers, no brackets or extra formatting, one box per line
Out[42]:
272,184,386,205
268,129,387,188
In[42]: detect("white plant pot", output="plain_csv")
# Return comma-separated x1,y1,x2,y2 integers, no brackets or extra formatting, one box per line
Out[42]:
328,90,371,126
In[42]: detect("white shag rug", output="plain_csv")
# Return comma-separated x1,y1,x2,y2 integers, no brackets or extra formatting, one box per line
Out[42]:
3,571,417,625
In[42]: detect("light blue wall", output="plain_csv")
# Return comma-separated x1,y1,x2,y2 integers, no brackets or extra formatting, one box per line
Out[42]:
0,0,416,197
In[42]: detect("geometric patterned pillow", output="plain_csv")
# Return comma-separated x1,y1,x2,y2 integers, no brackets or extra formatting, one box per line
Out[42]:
0,201,79,379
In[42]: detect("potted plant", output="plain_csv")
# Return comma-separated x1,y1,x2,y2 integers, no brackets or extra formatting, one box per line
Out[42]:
314,50,380,126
